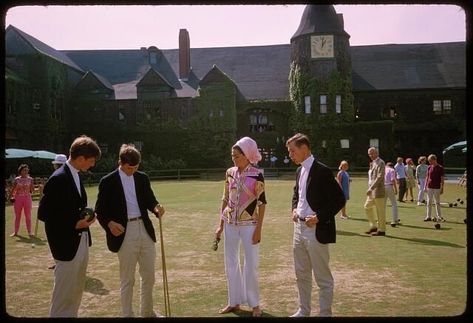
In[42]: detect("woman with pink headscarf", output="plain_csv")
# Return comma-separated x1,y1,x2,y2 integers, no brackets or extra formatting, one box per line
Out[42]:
215,137,266,317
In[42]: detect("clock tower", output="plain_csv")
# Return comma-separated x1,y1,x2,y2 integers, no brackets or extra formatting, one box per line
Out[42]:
290,5,351,81
288,5,355,166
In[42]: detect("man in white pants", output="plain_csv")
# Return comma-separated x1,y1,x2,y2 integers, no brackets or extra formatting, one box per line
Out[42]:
424,154,445,222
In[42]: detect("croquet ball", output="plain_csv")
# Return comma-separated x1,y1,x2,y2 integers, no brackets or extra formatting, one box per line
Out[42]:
449,203,453,207
460,200,464,204
435,223,441,230
453,203,458,207
80,207,96,222
31,243,35,248
457,198,461,202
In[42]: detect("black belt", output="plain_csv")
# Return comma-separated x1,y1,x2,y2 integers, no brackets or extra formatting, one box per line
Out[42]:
128,216,142,222
298,216,307,222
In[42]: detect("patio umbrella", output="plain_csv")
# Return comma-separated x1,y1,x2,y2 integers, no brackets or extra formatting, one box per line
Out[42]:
32,150,57,160
5,148,35,159
5,148,58,159
442,141,467,154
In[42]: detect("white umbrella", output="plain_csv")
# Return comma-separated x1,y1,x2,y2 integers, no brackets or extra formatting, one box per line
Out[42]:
5,148,35,159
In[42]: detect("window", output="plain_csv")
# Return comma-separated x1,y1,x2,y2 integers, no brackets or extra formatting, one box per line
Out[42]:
248,108,274,133
443,100,452,114
320,95,327,114
369,138,379,149
340,139,350,149
304,96,311,114
433,99,452,115
433,100,442,115
149,52,158,64
335,95,342,113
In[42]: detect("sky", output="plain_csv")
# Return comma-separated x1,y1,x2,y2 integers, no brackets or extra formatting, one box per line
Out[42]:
4,4,467,50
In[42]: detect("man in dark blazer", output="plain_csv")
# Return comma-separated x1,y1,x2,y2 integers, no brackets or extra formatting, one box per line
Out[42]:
286,133,345,317
95,144,165,317
38,135,101,317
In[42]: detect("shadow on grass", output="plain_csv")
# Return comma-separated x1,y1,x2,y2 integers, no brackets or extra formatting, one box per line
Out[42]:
233,309,275,317
13,234,47,246
338,228,464,248
85,276,110,295
384,234,466,248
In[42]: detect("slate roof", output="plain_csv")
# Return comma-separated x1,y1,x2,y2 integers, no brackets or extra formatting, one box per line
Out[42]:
350,42,466,91
291,5,349,40
5,25,466,101
5,25,84,73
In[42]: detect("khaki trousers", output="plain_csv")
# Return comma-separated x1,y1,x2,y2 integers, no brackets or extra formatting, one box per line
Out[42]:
117,219,156,317
364,195,387,232
50,232,89,317
293,222,333,317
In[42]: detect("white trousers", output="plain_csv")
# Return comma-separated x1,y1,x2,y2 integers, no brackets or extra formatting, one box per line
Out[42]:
426,188,442,219
50,232,89,317
385,185,398,223
293,222,333,317
117,219,156,317
223,223,260,308
417,178,426,202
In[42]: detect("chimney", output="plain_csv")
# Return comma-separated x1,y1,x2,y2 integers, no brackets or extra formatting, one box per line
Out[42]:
179,29,190,80
337,13,344,30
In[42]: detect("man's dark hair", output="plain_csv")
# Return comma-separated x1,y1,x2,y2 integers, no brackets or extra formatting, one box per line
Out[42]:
69,135,101,160
119,144,141,166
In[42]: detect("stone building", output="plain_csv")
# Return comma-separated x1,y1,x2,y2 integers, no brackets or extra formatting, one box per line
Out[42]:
4,5,465,168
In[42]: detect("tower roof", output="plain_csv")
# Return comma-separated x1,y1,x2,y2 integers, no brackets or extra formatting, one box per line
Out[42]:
291,5,347,40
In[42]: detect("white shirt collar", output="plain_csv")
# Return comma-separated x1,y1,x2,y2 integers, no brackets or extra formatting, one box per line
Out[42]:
66,160,80,174
301,154,314,169
118,167,133,178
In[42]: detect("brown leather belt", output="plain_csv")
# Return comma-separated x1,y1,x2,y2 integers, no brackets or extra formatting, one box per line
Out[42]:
128,216,142,222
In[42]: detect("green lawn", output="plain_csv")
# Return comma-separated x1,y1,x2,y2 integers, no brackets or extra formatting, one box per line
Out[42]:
4,177,468,317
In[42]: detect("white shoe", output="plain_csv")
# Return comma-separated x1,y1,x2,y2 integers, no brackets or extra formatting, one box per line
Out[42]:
417,202,422,206
290,309,309,317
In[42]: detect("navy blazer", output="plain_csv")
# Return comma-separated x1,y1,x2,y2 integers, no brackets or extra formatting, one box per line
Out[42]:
292,159,346,244
95,169,159,253
38,164,91,261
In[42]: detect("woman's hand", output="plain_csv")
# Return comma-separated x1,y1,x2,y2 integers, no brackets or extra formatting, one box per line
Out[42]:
252,228,261,245
215,224,223,240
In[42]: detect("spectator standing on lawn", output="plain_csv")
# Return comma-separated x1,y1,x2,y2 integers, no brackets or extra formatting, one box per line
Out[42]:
384,162,399,227
9,164,34,237
405,158,416,202
215,137,266,317
336,160,350,219
424,154,445,222
416,156,429,205
394,157,407,202
364,147,386,236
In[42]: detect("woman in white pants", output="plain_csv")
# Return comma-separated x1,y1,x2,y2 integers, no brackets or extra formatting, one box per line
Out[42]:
384,162,399,226
215,137,266,317
416,156,428,205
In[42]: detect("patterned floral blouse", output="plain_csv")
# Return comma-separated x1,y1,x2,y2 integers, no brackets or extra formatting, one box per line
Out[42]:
221,165,267,226
12,176,33,197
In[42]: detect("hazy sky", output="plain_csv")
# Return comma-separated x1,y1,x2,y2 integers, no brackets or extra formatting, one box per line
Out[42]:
4,4,467,50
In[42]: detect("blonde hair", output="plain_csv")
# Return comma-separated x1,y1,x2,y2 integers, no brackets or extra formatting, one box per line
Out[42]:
339,160,349,170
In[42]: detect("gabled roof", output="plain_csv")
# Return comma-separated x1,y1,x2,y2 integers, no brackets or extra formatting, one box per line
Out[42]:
5,25,84,73
77,70,114,91
136,66,174,88
200,64,236,86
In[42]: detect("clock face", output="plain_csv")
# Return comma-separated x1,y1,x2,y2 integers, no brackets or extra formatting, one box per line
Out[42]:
311,35,334,58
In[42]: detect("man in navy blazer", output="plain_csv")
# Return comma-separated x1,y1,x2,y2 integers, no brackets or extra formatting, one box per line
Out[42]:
286,133,345,317
38,135,101,317
95,144,165,317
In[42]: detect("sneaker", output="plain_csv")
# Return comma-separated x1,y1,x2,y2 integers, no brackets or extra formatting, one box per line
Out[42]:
417,202,422,206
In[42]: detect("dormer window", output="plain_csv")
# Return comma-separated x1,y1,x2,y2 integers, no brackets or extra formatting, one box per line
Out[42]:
150,52,157,64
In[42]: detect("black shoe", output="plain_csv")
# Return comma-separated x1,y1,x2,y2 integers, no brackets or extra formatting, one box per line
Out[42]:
48,264,56,270
365,228,378,234
424,217,432,222
371,231,386,236
390,223,397,227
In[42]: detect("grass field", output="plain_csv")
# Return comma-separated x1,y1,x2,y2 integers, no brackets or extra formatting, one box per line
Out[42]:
4,177,468,317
